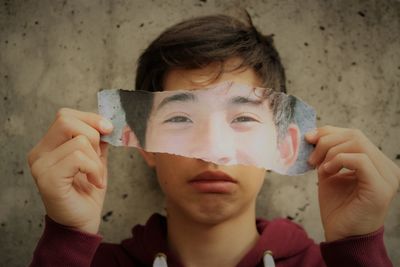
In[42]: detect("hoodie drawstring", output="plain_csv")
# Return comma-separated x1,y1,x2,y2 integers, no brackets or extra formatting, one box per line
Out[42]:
152,250,275,267
263,250,275,267
153,253,168,267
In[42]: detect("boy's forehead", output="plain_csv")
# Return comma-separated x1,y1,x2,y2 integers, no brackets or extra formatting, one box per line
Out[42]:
152,82,270,109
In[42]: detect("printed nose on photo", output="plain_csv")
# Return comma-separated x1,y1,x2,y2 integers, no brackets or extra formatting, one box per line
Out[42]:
195,118,236,165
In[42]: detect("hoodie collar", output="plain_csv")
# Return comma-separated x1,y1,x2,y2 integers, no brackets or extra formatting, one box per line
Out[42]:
236,218,314,266
121,213,314,267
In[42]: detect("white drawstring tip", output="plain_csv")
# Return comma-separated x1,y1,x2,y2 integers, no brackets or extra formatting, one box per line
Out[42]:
263,250,275,267
153,253,168,267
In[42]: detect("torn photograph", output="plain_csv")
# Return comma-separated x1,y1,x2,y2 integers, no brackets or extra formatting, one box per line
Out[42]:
98,81,316,175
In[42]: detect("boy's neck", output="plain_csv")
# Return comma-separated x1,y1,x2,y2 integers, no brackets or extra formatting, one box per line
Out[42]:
166,205,259,267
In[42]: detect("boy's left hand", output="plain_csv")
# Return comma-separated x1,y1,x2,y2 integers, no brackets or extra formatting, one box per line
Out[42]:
305,126,400,242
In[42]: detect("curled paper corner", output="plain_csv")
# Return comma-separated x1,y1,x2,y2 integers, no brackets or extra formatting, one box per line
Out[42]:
97,83,317,176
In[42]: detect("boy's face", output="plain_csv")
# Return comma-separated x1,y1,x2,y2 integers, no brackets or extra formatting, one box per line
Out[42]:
139,59,287,225
144,81,280,169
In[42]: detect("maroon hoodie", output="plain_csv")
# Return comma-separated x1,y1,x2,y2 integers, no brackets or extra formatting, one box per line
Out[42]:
29,213,393,267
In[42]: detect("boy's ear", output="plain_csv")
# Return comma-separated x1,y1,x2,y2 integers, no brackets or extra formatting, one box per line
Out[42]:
122,125,139,147
139,149,156,168
277,123,300,169
122,125,156,167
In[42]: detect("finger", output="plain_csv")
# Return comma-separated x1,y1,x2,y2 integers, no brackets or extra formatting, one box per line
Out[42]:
70,172,95,195
99,141,109,163
99,142,109,187
56,108,114,134
29,114,110,164
53,150,104,189
305,125,344,144
321,153,381,186
31,135,104,180
307,127,400,191
322,137,399,190
308,134,352,166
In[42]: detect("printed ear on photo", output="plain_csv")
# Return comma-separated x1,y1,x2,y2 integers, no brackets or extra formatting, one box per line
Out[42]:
98,82,316,176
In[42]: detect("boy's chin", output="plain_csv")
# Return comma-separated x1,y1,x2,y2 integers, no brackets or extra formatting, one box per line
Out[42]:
176,198,252,226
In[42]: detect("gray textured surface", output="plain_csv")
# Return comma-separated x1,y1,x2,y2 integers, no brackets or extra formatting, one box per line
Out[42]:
98,89,126,146
0,0,399,266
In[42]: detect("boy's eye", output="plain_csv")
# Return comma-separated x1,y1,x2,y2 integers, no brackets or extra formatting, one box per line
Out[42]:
232,116,259,123
164,116,193,123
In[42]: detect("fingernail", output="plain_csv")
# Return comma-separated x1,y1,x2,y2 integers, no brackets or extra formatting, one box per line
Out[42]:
305,129,318,139
100,118,113,132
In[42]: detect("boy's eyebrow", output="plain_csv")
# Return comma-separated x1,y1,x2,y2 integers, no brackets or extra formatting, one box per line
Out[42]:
229,96,264,106
156,92,197,110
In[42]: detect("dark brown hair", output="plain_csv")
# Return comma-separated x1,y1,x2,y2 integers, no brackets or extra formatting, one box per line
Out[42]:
121,13,295,146
135,13,287,93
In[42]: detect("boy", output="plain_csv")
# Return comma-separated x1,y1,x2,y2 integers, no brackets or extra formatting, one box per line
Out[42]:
28,14,399,267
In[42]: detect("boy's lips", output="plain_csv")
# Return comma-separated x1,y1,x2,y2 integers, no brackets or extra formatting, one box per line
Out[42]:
188,170,238,193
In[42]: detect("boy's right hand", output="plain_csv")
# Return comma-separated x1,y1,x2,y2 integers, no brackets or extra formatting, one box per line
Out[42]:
27,108,114,234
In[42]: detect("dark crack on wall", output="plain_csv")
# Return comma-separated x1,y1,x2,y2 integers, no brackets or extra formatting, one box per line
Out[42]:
102,211,113,222
298,203,310,212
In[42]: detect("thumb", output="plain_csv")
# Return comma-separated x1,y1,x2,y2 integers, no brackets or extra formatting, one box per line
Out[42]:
99,141,109,163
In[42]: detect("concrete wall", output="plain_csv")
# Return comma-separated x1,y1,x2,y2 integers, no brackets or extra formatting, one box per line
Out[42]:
1,0,399,266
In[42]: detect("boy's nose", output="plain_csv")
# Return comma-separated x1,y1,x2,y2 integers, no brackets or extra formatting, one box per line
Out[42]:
196,115,236,165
